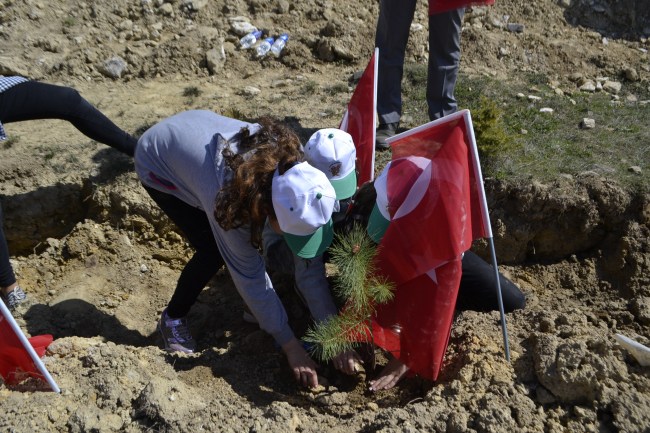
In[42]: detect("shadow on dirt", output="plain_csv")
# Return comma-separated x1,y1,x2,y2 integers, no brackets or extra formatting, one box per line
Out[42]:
23,299,154,347
564,0,650,39
3,147,134,256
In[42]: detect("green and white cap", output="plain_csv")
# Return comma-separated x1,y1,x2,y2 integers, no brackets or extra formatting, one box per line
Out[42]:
303,128,357,200
367,156,432,243
272,161,337,258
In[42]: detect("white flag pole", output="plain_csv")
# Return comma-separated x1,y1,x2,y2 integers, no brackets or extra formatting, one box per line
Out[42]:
0,298,60,392
370,46,379,182
463,110,511,362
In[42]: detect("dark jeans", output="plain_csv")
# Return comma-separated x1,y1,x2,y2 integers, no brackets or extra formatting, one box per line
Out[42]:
375,0,464,124
0,80,137,156
143,186,225,318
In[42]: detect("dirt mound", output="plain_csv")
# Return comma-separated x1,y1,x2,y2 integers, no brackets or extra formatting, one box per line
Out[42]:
1,0,649,432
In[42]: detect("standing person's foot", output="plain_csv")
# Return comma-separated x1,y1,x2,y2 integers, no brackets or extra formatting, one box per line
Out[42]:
158,308,196,353
375,122,399,151
1,286,27,311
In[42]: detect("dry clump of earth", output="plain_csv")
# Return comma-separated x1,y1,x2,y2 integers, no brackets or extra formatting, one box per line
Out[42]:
1,0,649,432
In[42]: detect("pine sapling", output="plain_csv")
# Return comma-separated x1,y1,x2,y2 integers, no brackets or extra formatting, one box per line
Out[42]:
303,224,394,362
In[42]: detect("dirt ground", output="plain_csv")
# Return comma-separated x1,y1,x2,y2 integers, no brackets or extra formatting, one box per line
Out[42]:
1,0,649,432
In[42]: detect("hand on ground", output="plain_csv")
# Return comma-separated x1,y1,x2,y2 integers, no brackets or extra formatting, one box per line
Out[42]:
282,338,319,388
332,349,363,375
368,356,409,391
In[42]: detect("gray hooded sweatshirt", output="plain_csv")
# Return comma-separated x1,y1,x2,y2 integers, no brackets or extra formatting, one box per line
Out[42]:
134,110,297,345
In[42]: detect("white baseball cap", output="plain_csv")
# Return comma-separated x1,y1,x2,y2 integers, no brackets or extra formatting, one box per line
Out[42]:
367,156,433,243
272,161,337,258
303,128,357,200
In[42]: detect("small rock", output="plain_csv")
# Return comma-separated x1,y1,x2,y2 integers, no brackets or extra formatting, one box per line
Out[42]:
631,297,650,324
628,166,642,174
539,107,554,113
602,80,622,94
579,81,596,92
579,118,595,129
568,72,583,83
181,0,208,11
506,23,524,33
158,3,173,16
240,86,261,97
228,16,256,36
623,67,639,82
100,56,128,79
205,46,226,75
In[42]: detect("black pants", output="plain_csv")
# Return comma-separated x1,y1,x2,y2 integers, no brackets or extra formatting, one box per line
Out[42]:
266,239,526,314
456,250,526,313
143,186,225,318
0,202,16,288
0,80,137,156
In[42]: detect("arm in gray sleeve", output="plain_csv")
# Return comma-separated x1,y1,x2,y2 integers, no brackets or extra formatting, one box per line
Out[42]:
210,222,295,346
293,254,338,323
263,220,338,323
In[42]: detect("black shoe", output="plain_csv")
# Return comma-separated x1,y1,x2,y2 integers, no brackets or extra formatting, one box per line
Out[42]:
375,122,398,150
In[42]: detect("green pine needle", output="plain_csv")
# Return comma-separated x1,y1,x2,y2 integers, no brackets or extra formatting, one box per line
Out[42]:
303,224,395,362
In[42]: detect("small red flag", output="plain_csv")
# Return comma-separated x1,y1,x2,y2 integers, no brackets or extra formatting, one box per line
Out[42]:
0,301,58,390
428,0,495,15
340,48,378,187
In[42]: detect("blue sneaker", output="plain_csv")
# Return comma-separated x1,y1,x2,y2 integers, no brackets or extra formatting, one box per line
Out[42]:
158,309,196,354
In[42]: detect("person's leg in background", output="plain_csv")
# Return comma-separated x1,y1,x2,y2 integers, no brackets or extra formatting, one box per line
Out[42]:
0,201,26,311
375,0,418,150
143,186,225,353
455,250,527,313
0,80,137,156
426,8,465,121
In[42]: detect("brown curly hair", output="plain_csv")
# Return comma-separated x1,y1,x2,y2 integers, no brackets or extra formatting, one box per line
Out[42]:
214,116,303,248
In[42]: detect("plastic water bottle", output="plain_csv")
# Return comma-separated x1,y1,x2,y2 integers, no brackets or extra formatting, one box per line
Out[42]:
239,30,263,49
270,33,289,57
256,36,275,57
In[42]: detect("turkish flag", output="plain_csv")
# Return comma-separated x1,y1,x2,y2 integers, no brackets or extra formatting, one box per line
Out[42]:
370,110,491,380
0,301,55,388
390,110,490,243
340,48,378,187
428,0,495,15
372,260,462,380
